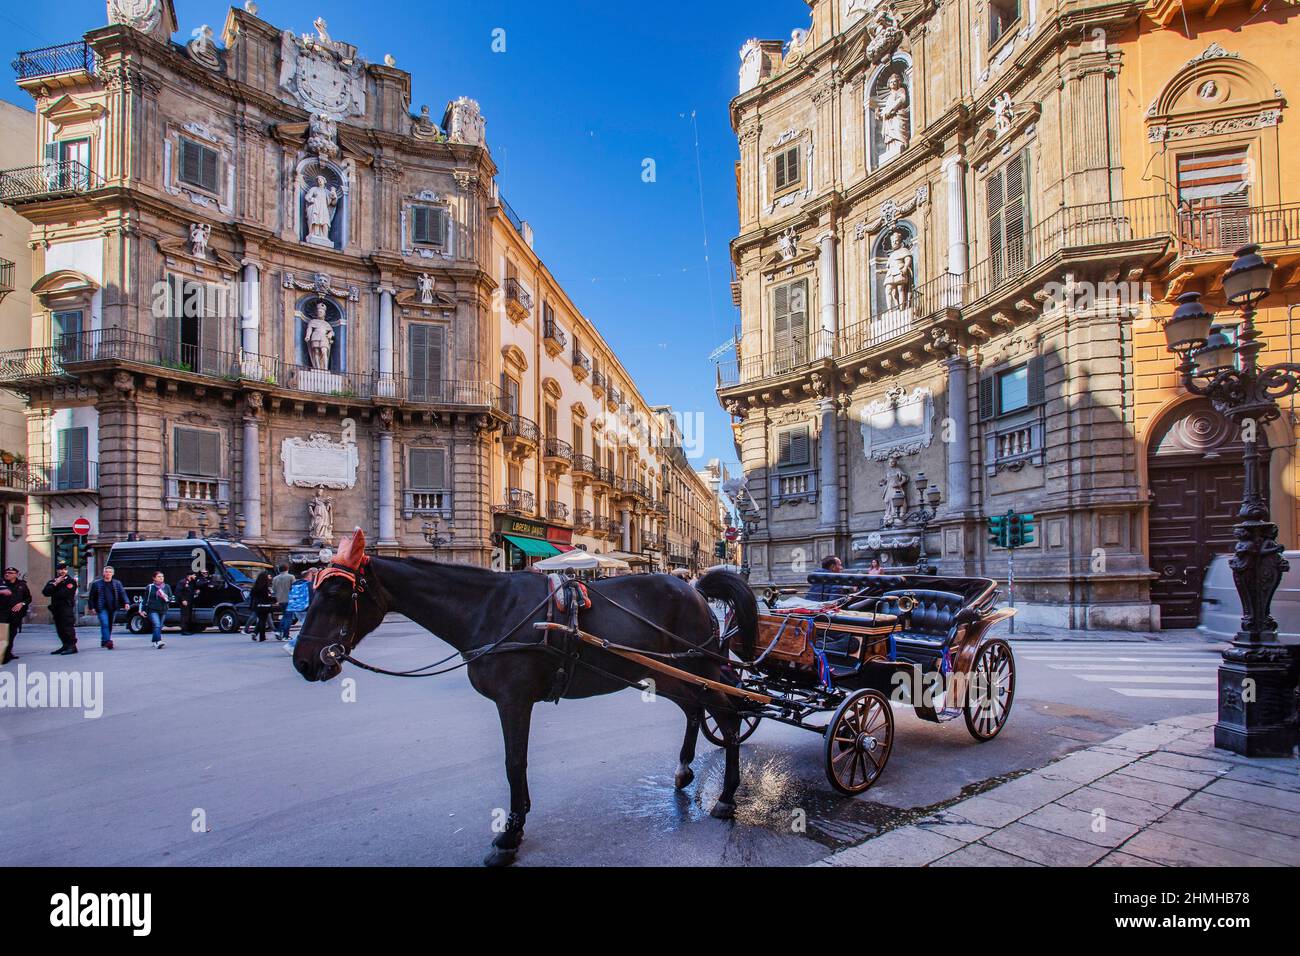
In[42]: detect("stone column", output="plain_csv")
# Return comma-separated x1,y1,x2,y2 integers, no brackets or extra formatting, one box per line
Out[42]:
239,262,261,376
818,398,839,528
377,422,397,546
817,232,838,358
242,393,263,540
943,355,971,512
942,153,968,279
621,509,631,551
377,287,395,398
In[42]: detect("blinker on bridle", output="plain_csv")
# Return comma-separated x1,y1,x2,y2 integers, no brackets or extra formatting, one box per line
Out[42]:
314,557,370,667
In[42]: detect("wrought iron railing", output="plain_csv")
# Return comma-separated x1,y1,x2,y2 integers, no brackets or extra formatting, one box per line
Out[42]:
387,374,504,410
505,278,533,312
500,194,525,236
572,346,591,373
1176,202,1300,258
572,509,593,529
503,415,540,444
0,461,29,491
28,459,98,493
0,161,103,203
542,436,572,462
0,346,68,387
543,317,568,349
12,40,96,81
547,500,569,522
0,257,13,301
591,370,607,393
595,515,621,537
494,488,535,515
593,465,614,486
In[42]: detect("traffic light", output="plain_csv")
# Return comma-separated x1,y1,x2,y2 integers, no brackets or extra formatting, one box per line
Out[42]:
1019,514,1036,547
714,541,727,559
1007,513,1022,549
988,514,1007,548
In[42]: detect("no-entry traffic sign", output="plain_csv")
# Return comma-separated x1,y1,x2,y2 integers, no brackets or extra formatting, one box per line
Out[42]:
72,517,92,536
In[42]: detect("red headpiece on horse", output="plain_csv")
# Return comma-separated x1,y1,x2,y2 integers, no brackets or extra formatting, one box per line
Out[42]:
317,528,369,589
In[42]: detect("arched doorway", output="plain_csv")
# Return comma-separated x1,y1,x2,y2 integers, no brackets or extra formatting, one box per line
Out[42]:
1147,399,1266,628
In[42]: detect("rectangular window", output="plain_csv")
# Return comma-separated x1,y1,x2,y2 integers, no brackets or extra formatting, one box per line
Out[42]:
987,151,1028,282
998,365,1029,414
160,275,222,374
572,422,584,457
178,138,220,194
776,426,810,468
501,374,521,415
408,448,448,490
412,205,448,246
772,279,809,371
408,324,445,401
774,144,801,193
1177,148,1251,252
544,404,558,439
979,356,1045,420
173,426,221,478
51,309,83,347
989,0,1020,47
56,426,89,490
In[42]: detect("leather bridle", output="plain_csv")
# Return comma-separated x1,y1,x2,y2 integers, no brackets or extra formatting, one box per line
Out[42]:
312,557,373,668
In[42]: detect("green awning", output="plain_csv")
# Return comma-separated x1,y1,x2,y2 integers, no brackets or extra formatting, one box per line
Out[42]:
502,534,561,558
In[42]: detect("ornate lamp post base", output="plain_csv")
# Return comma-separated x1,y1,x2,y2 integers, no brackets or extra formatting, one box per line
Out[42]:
1214,648,1299,756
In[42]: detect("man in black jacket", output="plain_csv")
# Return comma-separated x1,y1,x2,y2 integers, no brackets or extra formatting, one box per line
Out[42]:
177,573,198,634
43,562,80,655
0,567,33,664
88,565,130,650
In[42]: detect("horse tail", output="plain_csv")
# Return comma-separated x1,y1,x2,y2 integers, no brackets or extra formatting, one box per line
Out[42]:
694,569,756,662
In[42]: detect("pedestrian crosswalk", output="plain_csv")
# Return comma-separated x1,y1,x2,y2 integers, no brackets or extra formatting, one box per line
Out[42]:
1009,640,1224,699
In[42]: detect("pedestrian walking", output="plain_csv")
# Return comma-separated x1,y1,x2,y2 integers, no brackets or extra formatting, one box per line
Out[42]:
284,567,319,653
271,564,295,640
248,570,275,643
278,570,312,642
0,567,33,664
142,571,173,648
43,562,80,655
87,565,130,650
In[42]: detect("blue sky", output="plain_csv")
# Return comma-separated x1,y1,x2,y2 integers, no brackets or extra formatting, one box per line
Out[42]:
1,0,806,470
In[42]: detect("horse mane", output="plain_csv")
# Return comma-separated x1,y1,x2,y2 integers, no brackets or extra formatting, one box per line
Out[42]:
368,555,515,592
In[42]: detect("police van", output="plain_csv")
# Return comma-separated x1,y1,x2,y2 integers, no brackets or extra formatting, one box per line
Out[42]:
104,537,274,633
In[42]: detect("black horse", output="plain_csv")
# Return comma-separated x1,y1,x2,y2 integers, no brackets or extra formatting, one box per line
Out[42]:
292,530,758,866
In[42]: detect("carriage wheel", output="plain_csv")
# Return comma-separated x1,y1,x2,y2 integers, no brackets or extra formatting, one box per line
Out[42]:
701,711,761,747
963,639,1015,741
823,689,893,796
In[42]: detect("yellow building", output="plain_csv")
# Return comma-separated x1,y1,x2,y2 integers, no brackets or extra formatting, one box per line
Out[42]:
490,196,670,569
1121,0,1300,627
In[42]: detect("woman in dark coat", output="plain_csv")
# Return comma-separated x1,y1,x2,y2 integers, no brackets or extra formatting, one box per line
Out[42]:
248,570,276,643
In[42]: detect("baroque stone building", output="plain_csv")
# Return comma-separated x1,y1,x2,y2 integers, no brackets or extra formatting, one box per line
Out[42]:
0,1,506,588
718,0,1300,629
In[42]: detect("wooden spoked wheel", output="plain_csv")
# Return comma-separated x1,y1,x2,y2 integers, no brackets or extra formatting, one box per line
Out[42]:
701,711,761,747
963,639,1016,741
823,689,894,795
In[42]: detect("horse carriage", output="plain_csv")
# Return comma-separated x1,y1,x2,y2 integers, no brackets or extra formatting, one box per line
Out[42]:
700,570,1018,795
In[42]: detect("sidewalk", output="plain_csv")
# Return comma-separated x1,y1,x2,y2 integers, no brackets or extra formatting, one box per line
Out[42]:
1005,624,1210,643
816,713,1300,867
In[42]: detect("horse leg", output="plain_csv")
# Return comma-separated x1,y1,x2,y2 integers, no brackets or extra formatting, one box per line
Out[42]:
484,698,533,868
674,703,703,790
705,702,742,819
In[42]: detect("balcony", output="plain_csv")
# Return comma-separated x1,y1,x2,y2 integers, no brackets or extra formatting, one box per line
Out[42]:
403,489,453,517
504,278,532,321
1173,201,1300,262
572,508,593,530
607,385,623,411
383,374,505,412
592,465,614,489
542,436,572,474
572,346,591,379
595,515,621,539
164,474,232,511
572,454,596,482
591,369,607,397
493,487,535,516
0,346,70,392
12,40,96,83
0,161,103,205
500,194,526,237
0,257,13,303
28,460,98,495
543,317,568,357
770,468,818,506
546,500,569,522
501,415,540,460
653,499,669,516
0,461,28,493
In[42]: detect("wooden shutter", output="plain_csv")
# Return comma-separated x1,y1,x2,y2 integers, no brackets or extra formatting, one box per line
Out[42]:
987,166,1005,278
1003,152,1027,273
414,206,447,245
173,427,220,477
978,375,996,421
200,146,218,192
545,404,557,438
572,423,583,456
199,287,221,375
775,146,799,191
180,140,218,192
778,426,809,467
409,324,445,399
1027,356,1045,407
408,448,447,490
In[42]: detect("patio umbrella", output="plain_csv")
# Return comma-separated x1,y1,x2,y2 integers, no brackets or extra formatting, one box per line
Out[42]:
602,550,650,566
533,550,630,572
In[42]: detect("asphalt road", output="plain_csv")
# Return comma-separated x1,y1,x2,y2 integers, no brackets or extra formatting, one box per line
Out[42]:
0,618,1225,867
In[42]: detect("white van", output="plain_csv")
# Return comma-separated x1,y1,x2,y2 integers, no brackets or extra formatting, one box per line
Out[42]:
1199,551,1300,645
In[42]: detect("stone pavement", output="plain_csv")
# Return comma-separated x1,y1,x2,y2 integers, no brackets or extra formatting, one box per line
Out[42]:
817,713,1300,867
1007,624,1210,643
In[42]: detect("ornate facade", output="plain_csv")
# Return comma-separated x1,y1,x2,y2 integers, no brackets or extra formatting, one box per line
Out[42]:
0,2,501,599
720,0,1300,629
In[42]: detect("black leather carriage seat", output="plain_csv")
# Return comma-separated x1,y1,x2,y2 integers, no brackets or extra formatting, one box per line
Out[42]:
804,572,906,602
875,589,967,666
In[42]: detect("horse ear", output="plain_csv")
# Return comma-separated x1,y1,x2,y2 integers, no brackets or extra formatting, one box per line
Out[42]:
334,528,366,569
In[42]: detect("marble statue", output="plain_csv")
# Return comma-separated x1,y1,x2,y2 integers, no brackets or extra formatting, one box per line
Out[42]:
189,222,211,259
303,175,340,243
880,454,909,527
308,487,334,543
876,71,910,162
881,230,914,311
991,92,1014,136
303,302,335,371
417,273,435,304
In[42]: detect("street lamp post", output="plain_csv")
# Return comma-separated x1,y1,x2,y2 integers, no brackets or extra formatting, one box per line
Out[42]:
421,512,456,559
900,473,943,574
1160,244,1300,757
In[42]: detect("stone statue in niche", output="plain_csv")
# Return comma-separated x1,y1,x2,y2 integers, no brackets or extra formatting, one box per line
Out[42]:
881,229,914,311
189,222,211,259
308,486,334,543
991,92,1015,136
302,174,340,246
417,273,435,304
879,454,909,527
303,302,336,370
875,70,910,163
307,113,340,161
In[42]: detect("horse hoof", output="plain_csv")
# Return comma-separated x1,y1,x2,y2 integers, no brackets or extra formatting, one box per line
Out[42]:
483,846,518,868
710,800,736,820
674,767,695,790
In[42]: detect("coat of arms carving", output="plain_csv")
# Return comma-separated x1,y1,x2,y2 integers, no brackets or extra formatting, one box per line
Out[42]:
278,20,367,119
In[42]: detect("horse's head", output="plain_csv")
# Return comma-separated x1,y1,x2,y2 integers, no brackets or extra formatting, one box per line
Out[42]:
293,529,389,682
